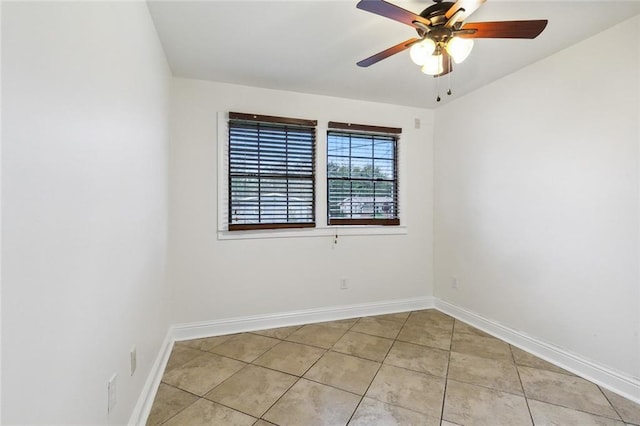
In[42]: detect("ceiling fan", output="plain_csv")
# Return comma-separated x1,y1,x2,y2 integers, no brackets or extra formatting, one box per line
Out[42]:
356,0,548,77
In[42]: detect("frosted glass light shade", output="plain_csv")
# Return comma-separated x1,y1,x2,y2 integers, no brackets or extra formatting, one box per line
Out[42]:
409,38,436,65
421,54,443,75
446,37,474,64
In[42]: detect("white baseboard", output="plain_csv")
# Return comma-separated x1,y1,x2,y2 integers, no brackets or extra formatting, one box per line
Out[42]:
172,296,435,341
128,330,175,426
435,299,640,405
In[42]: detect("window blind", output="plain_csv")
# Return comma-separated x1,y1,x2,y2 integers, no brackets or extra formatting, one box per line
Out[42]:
228,112,316,231
327,122,400,226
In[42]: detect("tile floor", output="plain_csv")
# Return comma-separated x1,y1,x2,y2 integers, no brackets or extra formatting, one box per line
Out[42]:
147,309,640,426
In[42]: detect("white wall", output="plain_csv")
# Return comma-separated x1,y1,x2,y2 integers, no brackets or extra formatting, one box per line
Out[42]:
435,16,640,380
169,79,434,324
2,2,171,424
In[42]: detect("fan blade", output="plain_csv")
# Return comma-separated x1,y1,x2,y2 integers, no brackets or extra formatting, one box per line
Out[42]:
356,0,431,29
357,37,419,67
459,20,548,39
435,51,453,77
445,0,486,22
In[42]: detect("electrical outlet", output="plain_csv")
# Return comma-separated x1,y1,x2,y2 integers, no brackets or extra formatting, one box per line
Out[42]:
130,346,137,376
340,278,348,290
107,373,117,414
451,277,458,289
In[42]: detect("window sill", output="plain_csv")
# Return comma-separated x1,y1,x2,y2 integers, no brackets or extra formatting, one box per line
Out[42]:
217,225,408,241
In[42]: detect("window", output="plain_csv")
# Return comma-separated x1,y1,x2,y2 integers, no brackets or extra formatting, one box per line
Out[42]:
327,122,400,226
228,112,316,231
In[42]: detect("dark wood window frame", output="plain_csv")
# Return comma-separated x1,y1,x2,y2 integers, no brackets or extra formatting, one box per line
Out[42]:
327,121,401,226
228,112,317,231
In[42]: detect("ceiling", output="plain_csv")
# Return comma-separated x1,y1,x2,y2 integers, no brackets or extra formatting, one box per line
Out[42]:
147,1,640,109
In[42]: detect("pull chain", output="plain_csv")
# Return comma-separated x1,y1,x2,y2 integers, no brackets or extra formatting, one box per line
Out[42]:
447,55,453,96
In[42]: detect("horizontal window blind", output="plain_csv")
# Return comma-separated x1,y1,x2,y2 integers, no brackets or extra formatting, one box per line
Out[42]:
228,112,316,231
327,122,400,226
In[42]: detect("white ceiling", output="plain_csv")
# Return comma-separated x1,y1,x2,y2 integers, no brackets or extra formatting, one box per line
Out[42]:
147,0,640,108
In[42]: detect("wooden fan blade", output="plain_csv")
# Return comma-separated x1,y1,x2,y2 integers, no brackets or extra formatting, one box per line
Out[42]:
445,0,486,21
435,51,453,77
357,37,419,67
459,20,548,39
356,0,431,29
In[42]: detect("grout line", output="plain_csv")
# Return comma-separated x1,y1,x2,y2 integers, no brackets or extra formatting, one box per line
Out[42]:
199,398,260,421
442,376,527,399
257,375,301,424
524,395,629,423
153,382,202,426
159,381,202,399
344,311,414,425
253,319,359,423
512,350,628,423
154,397,200,425
597,384,626,423
439,318,455,423
510,344,535,425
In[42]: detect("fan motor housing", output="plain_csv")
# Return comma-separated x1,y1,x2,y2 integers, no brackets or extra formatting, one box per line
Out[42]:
419,1,454,26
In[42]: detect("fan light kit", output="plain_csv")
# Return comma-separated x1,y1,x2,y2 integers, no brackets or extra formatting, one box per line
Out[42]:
410,37,474,74
356,0,548,101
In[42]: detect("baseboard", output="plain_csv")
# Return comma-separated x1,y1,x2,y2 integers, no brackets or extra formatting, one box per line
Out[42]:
172,296,435,341
435,298,640,405
128,330,175,426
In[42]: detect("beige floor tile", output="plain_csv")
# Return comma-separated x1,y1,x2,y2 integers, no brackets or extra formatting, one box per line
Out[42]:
351,317,404,339
252,325,301,340
443,379,532,426
370,311,411,323
263,378,360,426
178,334,234,352
601,388,640,425
397,322,452,350
204,365,297,417
453,320,491,338
349,397,440,426
164,345,206,373
304,351,380,395
286,324,347,349
162,398,255,426
448,351,523,395
149,312,637,426
145,383,198,426
407,310,455,330
366,364,445,418
450,332,512,362
253,341,325,376
332,331,394,362
384,340,449,378
518,366,619,419
210,333,279,362
162,352,246,396
529,399,625,425
318,318,359,330
510,346,573,375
